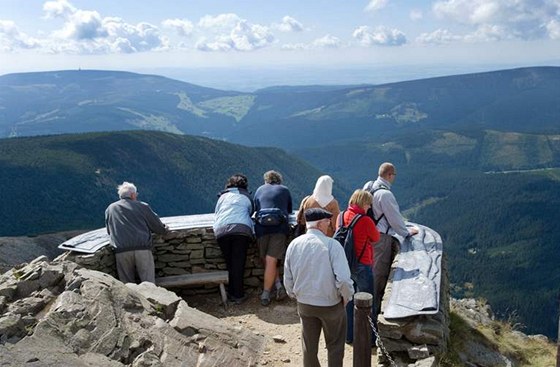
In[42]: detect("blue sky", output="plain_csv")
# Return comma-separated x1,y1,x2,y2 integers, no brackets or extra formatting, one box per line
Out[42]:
1,0,559,89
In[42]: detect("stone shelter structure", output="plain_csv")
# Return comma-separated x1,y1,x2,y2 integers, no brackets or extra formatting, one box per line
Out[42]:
58,213,449,366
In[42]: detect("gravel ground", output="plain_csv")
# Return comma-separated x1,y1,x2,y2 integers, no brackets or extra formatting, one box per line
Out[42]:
187,291,378,366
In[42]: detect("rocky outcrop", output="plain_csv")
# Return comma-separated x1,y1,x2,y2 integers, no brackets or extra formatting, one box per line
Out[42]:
449,298,554,367
0,231,84,273
0,257,264,366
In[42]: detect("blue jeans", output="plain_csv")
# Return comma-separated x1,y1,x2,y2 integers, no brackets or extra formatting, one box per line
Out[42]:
345,263,375,343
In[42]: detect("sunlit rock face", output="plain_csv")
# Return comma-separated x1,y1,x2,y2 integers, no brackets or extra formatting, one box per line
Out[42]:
0,257,263,366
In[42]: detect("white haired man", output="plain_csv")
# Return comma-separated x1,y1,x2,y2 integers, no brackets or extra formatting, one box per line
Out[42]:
284,208,354,367
105,181,168,284
363,162,418,315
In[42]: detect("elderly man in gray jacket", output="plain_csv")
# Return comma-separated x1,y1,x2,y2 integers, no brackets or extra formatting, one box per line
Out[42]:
284,208,354,367
363,162,418,316
105,181,168,284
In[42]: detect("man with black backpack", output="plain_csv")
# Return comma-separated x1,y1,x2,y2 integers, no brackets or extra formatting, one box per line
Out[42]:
363,162,419,317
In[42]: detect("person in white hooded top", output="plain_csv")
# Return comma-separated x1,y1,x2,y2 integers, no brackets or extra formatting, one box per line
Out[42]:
295,175,340,237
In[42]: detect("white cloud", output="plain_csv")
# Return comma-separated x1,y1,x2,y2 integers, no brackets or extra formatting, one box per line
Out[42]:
365,0,388,13
276,16,303,32
281,42,307,50
433,0,560,40
313,34,341,48
0,20,40,51
53,10,107,40
281,34,342,50
230,21,273,50
409,9,423,21
41,1,168,54
416,29,462,44
43,0,75,18
196,14,274,52
547,19,560,40
417,25,512,44
198,13,241,29
162,18,194,37
352,25,406,46
463,24,510,42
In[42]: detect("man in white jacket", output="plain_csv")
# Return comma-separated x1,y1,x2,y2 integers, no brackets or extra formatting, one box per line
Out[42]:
284,208,354,367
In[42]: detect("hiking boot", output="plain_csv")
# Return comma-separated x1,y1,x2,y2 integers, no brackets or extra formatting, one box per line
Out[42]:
229,294,248,305
260,290,271,306
276,285,287,301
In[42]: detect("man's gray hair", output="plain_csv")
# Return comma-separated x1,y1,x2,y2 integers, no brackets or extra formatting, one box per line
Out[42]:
263,170,283,184
378,162,395,177
118,181,137,199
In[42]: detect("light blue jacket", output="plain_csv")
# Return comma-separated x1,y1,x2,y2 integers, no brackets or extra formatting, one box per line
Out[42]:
213,188,254,239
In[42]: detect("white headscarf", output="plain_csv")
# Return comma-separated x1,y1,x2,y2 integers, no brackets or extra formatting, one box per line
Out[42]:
312,175,334,208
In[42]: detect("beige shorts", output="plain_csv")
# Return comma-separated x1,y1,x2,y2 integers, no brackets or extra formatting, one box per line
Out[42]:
257,233,288,260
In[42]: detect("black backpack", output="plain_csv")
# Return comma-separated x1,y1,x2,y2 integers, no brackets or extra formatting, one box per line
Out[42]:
333,211,367,277
363,182,389,227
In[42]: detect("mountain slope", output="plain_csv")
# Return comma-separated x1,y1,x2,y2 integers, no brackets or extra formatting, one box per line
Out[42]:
230,66,560,148
2,67,559,147
0,70,245,138
0,131,339,236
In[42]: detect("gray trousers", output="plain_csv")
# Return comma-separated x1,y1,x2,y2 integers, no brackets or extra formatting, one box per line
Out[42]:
115,249,155,284
297,301,346,367
373,234,399,315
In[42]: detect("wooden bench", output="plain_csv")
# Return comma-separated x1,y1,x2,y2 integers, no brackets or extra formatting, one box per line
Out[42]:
155,271,229,309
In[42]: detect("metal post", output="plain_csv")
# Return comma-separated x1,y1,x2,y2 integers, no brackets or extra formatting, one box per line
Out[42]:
353,292,373,367
557,311,560,367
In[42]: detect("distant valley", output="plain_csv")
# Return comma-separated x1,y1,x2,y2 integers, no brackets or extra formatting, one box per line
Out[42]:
1,67,559,339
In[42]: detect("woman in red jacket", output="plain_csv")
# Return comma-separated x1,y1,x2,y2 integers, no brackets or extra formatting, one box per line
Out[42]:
336,189,380,344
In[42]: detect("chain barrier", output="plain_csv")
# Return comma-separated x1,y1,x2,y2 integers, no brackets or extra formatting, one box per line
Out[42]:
367,314,397,367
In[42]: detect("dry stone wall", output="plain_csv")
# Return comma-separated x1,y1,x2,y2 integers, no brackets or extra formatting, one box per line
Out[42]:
376,253,450,366
61,226,266,295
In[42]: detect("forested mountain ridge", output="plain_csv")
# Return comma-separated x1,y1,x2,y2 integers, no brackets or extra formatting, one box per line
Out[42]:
1,67,559,146
0,131,338,236
0,70,246,138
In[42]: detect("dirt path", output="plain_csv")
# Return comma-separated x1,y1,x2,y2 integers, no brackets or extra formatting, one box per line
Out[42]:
188,293,377,366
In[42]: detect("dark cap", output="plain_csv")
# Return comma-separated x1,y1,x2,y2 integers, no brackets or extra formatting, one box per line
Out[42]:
304,208,333,222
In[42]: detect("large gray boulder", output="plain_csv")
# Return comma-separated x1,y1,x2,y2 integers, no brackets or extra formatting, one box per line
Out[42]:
0,257,263,366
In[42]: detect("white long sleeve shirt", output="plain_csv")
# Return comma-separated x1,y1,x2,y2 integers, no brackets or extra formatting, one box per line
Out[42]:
365,177,410,239
283,228,354,306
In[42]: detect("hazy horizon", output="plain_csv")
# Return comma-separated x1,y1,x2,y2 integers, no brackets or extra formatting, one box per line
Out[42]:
1,1,559,91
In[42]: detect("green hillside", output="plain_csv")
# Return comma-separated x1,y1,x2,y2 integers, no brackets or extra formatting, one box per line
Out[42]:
2,67,559,147
0,70,245,138
0,131,342,236
230,67,560,149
